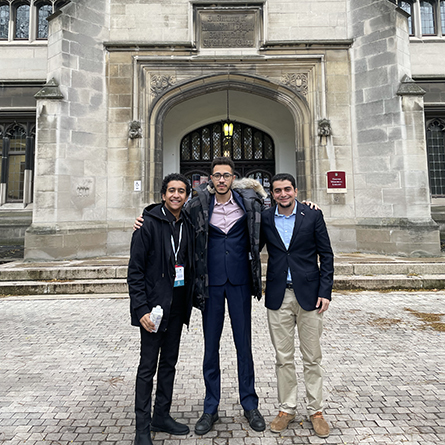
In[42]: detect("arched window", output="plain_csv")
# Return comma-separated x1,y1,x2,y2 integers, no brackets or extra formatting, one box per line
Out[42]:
15,2,30,40
426,119,445,196
36,2,52,39
0,119,35,204
180,122,275,198
420,1,436,35
0,3,9,39
398,1,414,35
6,123,27,201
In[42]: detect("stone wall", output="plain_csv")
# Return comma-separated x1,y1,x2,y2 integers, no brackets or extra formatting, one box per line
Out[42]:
25,0,111,259
344,0,440,255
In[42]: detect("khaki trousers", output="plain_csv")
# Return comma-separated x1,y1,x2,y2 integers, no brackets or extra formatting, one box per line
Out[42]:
267,288,324,416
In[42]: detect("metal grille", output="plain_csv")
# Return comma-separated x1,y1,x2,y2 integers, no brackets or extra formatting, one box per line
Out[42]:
212,124,221,157
180,121,275,181
426,119,445,196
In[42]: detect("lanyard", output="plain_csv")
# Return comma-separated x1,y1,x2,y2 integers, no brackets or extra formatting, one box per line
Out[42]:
162,207,183,264
170,223,183,264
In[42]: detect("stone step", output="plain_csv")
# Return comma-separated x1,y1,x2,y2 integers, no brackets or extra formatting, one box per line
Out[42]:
0,255,444,296
1,274,445,296
1,261,444,282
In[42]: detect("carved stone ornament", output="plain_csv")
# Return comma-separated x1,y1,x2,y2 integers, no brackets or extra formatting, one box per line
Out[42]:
281,73,308,96
129,121,143,139
150,75,176,97
318,119,332,138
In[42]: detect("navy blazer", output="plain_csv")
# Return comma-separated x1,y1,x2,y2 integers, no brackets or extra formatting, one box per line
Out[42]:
260,200,334,311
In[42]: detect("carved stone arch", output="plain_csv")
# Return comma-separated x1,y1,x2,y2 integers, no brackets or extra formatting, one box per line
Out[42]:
146,72,313,202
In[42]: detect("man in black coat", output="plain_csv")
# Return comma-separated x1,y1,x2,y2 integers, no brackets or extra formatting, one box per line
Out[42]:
260,173,334,438
127,173,195,445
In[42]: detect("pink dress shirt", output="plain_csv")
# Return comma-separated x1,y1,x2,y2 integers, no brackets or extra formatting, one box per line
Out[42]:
210,193,245,234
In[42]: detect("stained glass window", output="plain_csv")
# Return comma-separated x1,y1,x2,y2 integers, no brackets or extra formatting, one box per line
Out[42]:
0,4,9,39
37,3,52,39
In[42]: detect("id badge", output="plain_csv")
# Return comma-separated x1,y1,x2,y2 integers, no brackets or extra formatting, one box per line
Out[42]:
174,265,185,287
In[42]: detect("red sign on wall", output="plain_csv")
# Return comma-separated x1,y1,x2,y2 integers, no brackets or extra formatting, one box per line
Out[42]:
327,171,346,193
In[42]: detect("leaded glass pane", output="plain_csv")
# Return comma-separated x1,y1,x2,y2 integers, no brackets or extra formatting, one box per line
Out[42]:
233,124,242,160
37,4,52,39
202,127,210,160
427,120,445,196
181,137,190,160
420,1,435,35
192,132,200,160
0,5,9,39
212,124,221,158
441,1,445,33
399,1,413,34
15,4,29,39
264,135,273,159
9,125,26,152
254,132,263,159
243,127,253,159
8,154,25,201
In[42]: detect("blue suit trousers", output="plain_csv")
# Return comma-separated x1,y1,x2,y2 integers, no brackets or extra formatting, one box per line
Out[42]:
202,281,259,414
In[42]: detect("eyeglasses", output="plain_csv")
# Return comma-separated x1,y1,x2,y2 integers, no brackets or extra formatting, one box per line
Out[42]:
211,173,233,180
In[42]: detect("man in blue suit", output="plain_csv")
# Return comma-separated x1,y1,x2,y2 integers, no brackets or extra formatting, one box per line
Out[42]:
260,173,334,438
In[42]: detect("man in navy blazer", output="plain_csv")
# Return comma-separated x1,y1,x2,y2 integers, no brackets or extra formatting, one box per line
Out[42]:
260,173,334,438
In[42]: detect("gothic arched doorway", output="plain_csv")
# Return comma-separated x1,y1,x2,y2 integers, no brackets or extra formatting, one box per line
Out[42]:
180,121,275,197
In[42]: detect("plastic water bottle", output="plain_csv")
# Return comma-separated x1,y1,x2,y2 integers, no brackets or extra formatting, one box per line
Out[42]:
150,305,163,333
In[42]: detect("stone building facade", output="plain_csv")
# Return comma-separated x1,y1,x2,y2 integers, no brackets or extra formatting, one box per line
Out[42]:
0,0,444,259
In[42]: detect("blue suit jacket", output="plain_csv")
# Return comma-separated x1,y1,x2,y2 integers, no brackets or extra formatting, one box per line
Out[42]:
207,191,250,286
260,200,334,311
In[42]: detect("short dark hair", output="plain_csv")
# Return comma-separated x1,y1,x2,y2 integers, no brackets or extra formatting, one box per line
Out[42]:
271,173,296,190
161,173,191,197
211,157,235,173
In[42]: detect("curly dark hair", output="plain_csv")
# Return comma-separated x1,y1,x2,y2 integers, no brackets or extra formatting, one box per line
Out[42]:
160,173,191,197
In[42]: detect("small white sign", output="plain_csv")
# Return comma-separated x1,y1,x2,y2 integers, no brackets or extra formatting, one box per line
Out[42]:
134,180,142,191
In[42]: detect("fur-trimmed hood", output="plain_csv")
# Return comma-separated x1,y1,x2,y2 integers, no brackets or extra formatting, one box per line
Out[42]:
205,177,268,199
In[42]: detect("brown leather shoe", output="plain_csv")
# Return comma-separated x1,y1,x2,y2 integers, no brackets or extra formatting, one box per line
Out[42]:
310,411,330,438
270,411,296,433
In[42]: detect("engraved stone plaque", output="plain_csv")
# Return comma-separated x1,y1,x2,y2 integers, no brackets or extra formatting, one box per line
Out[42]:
198,9,259,49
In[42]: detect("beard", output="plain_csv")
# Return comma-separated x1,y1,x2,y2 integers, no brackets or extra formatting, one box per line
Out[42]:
277,200,293,208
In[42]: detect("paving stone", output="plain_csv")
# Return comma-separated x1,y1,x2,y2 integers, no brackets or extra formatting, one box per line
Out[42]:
1,291,444,444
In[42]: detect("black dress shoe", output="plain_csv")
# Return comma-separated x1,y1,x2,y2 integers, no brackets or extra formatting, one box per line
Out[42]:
134,431,153,445
244,408,266,432
194,412,219,435
151,414,190,435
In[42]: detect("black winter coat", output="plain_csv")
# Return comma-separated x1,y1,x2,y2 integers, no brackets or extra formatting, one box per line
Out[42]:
127,203,195,331
185,179,265,310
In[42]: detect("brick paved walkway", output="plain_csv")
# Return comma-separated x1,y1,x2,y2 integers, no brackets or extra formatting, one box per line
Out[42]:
0,291,444,445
